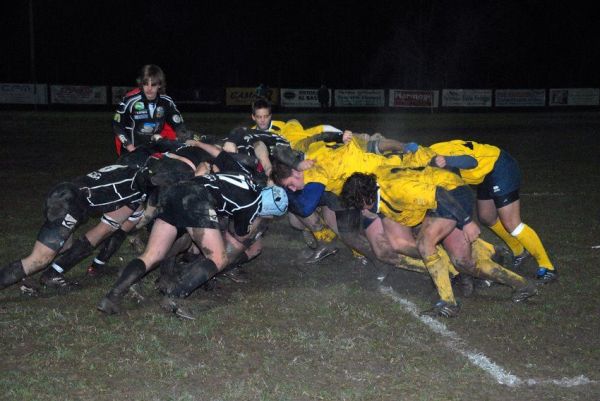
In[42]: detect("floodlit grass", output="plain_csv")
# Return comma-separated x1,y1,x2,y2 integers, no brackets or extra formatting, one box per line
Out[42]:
1,111,600,400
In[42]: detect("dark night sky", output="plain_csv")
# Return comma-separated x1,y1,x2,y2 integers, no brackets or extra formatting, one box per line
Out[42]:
2,1,599,90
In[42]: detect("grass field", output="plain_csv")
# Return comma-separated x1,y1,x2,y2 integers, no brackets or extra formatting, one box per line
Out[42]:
1,110,600,401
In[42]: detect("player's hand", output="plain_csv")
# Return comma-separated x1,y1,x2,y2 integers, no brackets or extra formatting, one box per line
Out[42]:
125,144,136,152
433,155,447,168
296,159,315,171
462,221,480,243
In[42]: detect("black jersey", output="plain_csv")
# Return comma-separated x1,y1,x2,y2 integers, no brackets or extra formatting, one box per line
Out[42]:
191,152,262,236
224,127,290,157
71,164,149,214
113,89,186,148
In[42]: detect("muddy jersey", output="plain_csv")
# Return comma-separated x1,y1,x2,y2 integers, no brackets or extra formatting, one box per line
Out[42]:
113,89,186,148
429,140,501,185
160,152,262,236
71,164,149,214
224,128,290,157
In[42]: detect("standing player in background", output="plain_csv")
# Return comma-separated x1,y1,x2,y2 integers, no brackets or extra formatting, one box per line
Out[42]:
113,64,191,156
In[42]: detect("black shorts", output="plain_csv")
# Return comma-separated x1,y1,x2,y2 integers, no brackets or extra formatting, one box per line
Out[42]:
37,182,90,251
157,182,219,230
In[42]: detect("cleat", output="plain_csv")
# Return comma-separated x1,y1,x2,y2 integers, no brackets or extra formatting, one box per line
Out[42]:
126,283,146,302
222,266,249,283
420,300,460,318
536,267,558,284
303,243,339,264
453,274,474,298
474,278,494,288
159,296,195,320
301,230,317,249
19,278,41,296
491,245,513,268
40,270,78,291
97,295,121,315
512,283,538,303
512,250,531,269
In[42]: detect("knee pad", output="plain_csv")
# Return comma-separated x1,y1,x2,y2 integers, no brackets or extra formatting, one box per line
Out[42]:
101,214,121,230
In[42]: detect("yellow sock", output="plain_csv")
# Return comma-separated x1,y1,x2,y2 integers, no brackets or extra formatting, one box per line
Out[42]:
512,223,554,270
436,246,460,277
423,252,456,305
313,226,337,243
489,219,524,256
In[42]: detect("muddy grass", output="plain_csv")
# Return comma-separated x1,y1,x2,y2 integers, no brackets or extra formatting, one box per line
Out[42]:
1,111,600,400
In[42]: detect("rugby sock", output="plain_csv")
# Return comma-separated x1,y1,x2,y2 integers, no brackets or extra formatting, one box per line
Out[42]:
313,226,336,243
0,260,26,289
511,223,554,270
471,254,528,289
50,237,94,274
489,219,525,257
166,257,218,298
107,258,147,297
93,229,128,268
423,252,456,305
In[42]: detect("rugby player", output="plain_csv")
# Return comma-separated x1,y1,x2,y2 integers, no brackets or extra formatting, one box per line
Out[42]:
429,140,557,283
97,141,288,316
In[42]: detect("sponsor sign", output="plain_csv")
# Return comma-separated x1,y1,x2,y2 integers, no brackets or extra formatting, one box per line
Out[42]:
280,88,322,107
334,89,385,107
225,87,279,106
50,85,107,104
495,89,546,107
549,88,599,106
442,89,492,107
0,83,48,104
389,89,439,108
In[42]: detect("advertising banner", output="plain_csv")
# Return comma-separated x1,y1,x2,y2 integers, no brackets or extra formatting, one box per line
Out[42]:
442,89,492,107
225,87,279,106
0,83,48,104
549,88,599,106
280,88,324,107
388,89,438,108
50,85,107,104
495,89,546,107
334,89,385,107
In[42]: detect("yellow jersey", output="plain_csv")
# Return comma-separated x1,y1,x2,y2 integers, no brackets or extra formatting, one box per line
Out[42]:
429,140,501,185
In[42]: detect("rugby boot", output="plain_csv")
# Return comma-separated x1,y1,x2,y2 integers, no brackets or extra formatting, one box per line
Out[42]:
512,249,531,269
301,230,318,249
97,258,147,315
39,268,78,291
159,296,195,320
536,267,558,284
511,282,538,303
97,294,122,315
420,300,460,318
221,265,250,283
453,273,474,298
303,242,339,264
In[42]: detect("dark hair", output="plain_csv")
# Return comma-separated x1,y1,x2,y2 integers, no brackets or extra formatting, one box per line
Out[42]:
340,173,378,209
270,160,294,186
137,64,166,94
252,98,272,115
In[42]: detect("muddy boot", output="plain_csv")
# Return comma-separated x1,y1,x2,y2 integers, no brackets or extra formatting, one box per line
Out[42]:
97,259,147,315
0,260,27,290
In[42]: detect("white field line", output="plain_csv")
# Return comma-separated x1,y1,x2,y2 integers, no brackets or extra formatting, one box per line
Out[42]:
379,285,597,388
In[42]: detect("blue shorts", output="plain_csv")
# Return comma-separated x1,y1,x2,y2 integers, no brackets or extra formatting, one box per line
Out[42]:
476,150,521,206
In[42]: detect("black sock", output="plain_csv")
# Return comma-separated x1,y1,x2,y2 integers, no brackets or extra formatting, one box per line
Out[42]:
108,258,147,297
167,257,218,298
95,229,128,267
51,237,94,274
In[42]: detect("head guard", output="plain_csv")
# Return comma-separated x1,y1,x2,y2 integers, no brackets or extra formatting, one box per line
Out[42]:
259,185,288,217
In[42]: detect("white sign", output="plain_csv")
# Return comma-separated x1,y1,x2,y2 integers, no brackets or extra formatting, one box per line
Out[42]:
389,89,439,108
442,89,492,107
0,83,48,104
495,89,546,107
334,89,385,107
549,88,599,106
50,85,107,104
280,88,321,107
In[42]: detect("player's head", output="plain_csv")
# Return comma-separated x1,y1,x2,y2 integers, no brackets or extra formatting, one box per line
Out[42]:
271,160,305,192
251,98,273,130
259,185,288,217
340,173,378,209
137,64,166,100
